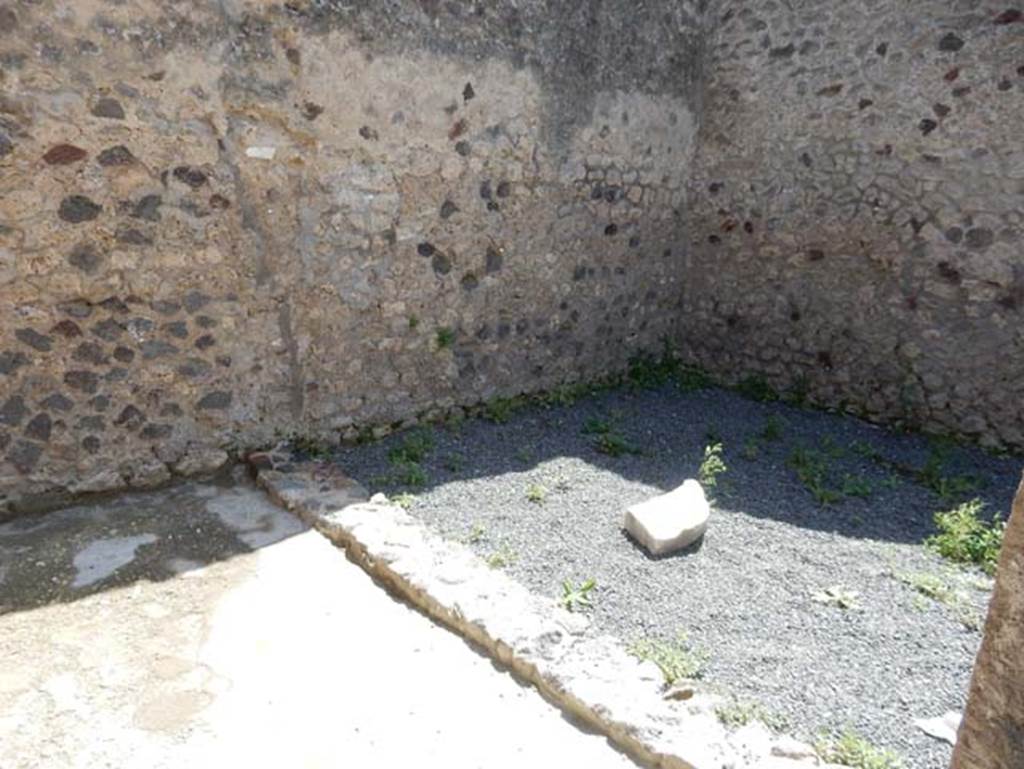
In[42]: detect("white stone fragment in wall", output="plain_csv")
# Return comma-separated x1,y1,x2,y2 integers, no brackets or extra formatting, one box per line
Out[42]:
623,479,709,556
245,146,277,160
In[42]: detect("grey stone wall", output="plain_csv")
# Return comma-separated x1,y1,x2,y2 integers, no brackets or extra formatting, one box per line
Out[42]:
2,0,1022,513
0,0,708,513
682,1,1024,448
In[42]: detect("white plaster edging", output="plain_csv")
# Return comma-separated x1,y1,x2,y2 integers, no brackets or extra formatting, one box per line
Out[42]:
250,452,825,769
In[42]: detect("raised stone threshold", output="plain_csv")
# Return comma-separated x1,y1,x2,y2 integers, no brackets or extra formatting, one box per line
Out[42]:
248,448,840,769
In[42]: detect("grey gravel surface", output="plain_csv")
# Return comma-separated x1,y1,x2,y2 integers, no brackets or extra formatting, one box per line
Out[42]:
334,384,1020,769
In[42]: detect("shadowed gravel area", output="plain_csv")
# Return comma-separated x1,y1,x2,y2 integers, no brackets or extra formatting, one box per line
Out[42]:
335,383,1020,769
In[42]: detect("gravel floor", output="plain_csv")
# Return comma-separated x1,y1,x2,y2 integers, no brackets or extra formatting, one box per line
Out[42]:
334,383,1020,769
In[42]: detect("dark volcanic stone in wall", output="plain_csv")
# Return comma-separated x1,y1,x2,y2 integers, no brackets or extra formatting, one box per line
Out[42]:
90,97,125,119
58,195,102,223
197,391,232,410
96,145,135,166
14,328,52,352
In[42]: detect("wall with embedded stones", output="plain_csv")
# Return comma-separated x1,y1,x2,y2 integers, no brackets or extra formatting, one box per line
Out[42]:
3,0,1022,514
0,0,709,514
681,0,1024,448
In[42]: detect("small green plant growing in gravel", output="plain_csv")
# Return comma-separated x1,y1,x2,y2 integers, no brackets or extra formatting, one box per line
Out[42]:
435,326,455,349
391,492,416,510
917,444,977,501
484,395,526,424
851,441,883,462
515,446,534,464
393,461,427,488
560,578,597,612
811,586,862,611
956,607,983,632
408,315,419,329
698,443,728,491
542,382,588,407
760,415,784,441
583,416,638,457
595,430,638,457
741,436,761,461
881,474,902,490
628,633,708,684
388,429,435,465
815,730,903,769
787,446,842,506
715,700,790,732
443,453,464,472
820,435,845,459
461,521,486,544
677,365,712,392
840,474,873,498
734,375,779,402
627,350,679,389
927,498,1005,575
894,571,959,606
486,544,517,569
526,483,547,505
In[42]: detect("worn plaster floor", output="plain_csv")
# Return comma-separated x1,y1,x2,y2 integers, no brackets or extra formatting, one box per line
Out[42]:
0,476,639,769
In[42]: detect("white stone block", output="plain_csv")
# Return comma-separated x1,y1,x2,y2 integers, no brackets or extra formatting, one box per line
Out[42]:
623,479,709,556
245,145,277,160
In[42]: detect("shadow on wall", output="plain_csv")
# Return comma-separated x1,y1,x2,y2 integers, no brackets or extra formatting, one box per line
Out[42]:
331,382,1022,547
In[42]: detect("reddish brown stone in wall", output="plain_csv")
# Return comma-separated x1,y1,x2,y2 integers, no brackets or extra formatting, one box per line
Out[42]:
42,144,88,165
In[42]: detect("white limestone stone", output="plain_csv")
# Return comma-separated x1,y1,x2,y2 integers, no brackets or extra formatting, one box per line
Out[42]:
623,479,709,556
245,145,277,159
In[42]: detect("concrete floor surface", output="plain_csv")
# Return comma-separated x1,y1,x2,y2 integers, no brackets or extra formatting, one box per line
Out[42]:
0,477,637,769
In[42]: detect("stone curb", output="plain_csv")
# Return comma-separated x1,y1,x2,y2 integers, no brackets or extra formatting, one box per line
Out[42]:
249,449,829,769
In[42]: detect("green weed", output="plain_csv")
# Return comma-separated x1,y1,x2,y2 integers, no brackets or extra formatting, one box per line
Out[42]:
787,446,843,506
715,700,790,732
461,521,486,544
927,498,1005,575
894,571,958,606
435,327,455,349
699,443,728,490
486,544,517,569
628,633,708,684
917,444,977,501
595,431,639,457
484,396,526,424
741,436,761,461
392,461,427,487
391,492,416,510
815,730,903,769
388,429,435,465
526,483,547,504
561,578,597,612
735,375,779,402
840,474,873,498
677,365,712,392
761,415,784,441
628,351,679,389
811,586,862,611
